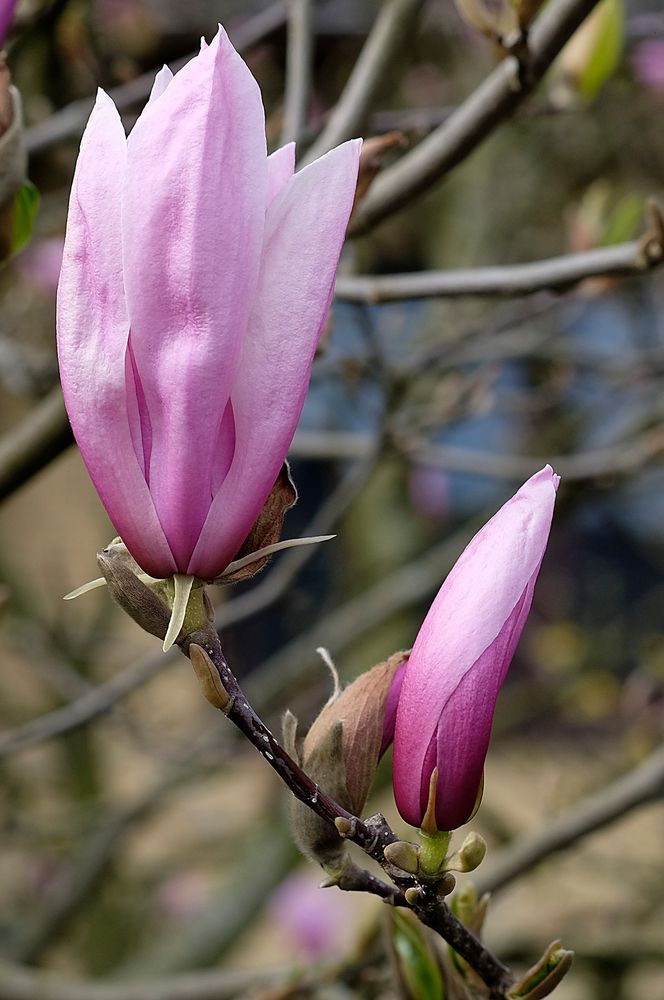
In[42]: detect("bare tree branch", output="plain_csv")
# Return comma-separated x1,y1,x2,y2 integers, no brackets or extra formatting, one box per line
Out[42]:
0,388,72,501
24,3,288,154
290,428,664,482
335,239,664,302
477,743,664,896
350,0,602,234
281,0,314,145
0,961,301,1000
302,0,425,165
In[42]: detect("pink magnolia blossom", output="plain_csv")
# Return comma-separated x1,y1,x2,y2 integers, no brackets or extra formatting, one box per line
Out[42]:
0,0,17,46
393,466,559,831
57,27,360,580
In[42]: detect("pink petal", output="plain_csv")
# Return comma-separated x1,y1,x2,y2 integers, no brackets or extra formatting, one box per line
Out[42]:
56,91,176,578
393,466,558,829
267,142,295,206
430,577,534,830
148,65,173,102
188,138,361,578
122,27,267,570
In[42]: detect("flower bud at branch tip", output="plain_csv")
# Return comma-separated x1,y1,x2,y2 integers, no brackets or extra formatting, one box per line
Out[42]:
508,940,574,1000
445,831,487,873
383,840,420,875
393,467,559,831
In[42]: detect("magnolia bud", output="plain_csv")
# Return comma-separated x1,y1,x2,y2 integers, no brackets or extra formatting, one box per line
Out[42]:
452,884,490,937
508,940,574,1000
384,840,420,875
285,651,407,867
445,831,487,873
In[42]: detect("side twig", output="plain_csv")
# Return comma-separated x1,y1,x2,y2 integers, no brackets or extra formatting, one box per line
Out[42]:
335,238,664,302
0,388,72,501
302,0,424,165
281,0,314,146
477,743,664,896
25,3,288,154
350,0,602,234
193,635,514,997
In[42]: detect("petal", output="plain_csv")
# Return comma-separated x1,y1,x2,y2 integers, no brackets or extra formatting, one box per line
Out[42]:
148,65,173,102
56,90,176,578
122,27,267,570
430,579,536,830
267,142,295,206
393,467,558,828
188,138,361,578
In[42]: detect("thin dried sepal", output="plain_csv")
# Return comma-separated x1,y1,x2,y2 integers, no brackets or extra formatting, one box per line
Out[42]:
97,549,170,640
215,462,297,584
303,650,408,816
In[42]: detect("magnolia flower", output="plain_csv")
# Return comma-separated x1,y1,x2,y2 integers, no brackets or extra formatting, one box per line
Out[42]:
393,466,559,831
57,28,361,610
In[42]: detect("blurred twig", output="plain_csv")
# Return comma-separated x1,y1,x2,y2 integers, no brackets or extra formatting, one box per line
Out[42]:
0,961,303,1000
0,456,378,755
302,0,425,165
0,646,175,756
24,3,288,154
290,427,664,482
0,387,72,501
118,821,297,975
7,727,225,963
281,0,314,145
477,743,664,896
350,0,602,234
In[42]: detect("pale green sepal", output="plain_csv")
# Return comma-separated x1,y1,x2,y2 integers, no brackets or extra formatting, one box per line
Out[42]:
219,534,335,578
163,574,195,652
63,570,160,601
63,577,107,601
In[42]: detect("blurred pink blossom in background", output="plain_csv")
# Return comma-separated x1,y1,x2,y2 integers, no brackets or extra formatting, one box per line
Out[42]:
268,867,360,959
0,0,17,47
16,237,65,295
632,40,664,90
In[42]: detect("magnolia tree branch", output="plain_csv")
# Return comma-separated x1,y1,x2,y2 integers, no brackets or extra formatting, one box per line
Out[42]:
335,237,664,302
476,742,664,897
191,635,514,997
290,428,664,482
350,0,602,234
0,961,300,1000
0,387,72,501
281,0,314,145
302,0,425,165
